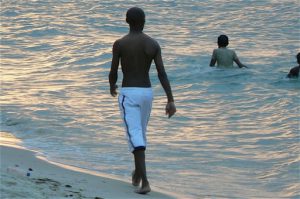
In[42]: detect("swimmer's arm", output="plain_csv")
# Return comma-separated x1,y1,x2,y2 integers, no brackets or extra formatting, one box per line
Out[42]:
109,40,120,97
234,58,248,68
209,58,216,67
209,49,217,67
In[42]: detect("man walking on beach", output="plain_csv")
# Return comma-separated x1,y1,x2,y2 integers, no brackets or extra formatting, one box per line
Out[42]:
109,7,176,194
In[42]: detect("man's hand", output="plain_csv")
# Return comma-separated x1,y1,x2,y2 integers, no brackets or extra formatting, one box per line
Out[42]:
110,85,118,97
165,102,176,118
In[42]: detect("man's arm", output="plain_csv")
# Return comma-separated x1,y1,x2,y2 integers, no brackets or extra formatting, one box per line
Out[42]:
233,51,248,68
210,58,216,67
209,49,217,67
154,44,176,118
234,58,248,68
109,40,120,97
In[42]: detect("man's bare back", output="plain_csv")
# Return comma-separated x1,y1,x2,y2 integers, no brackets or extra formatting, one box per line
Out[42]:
114,32,159,87
110,26,174,104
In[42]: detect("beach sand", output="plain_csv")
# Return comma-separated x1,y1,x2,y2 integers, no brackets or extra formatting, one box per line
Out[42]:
0,143,178,199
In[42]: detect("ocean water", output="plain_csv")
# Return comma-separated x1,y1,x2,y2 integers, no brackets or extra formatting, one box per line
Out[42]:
1,0,299,198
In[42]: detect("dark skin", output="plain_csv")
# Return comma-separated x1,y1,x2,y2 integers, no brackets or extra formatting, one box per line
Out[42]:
287,66,299,78
287,54,300,78
109,28,176,117
109,11,176,194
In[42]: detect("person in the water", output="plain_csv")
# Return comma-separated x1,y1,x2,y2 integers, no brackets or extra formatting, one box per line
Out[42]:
287,53,300,78
210,35,248,68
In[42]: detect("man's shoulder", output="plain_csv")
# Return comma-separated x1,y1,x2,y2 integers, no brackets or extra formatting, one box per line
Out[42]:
222,48,237,56
116,33,157,42
143,33,158,43
214,47,232,54
116,34,129,43
288,65,300,77
142,34,160,51
291,65,300,72
113,35,130,49
113,37,122,45
222,47,235,52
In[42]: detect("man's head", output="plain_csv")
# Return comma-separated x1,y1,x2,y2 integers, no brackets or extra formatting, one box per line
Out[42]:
218,35,229,47
297,52,300,64
126,7,145,31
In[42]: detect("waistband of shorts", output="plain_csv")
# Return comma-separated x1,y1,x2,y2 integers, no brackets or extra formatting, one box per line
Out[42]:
120,87,152,91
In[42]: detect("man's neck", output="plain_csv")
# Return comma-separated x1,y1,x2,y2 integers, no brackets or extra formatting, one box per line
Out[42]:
129,25,143,33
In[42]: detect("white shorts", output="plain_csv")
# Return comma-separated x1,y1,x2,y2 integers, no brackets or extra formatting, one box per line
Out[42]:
118,87,153,152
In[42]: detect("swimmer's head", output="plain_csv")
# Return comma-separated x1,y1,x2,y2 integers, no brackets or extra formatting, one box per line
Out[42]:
297,52,300,64
218,35,229,47
126,7,145,31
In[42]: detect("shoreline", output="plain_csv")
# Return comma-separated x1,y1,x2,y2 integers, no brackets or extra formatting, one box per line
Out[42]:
0,143,179,199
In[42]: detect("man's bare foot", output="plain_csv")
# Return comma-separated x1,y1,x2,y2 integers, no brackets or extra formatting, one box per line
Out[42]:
135,184,151,194
132,171,141,186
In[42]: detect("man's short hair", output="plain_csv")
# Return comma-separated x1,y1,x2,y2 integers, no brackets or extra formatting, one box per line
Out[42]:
126,7,145,27
297,52,300,64
218,35,229,47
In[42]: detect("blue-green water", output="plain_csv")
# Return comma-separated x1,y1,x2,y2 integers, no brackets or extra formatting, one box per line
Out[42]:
1,1,299,198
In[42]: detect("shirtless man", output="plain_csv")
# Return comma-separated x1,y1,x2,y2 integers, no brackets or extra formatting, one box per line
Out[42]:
109,7,176,194
210,35,248,68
